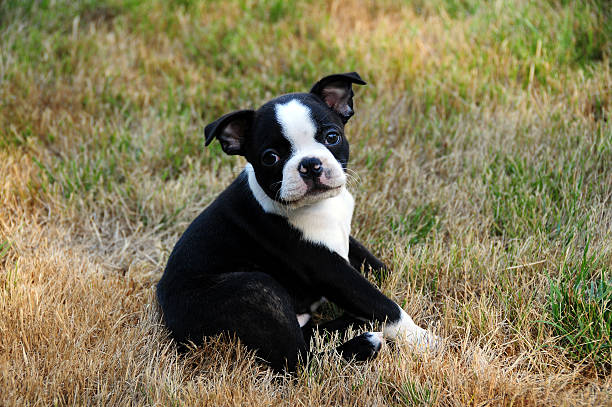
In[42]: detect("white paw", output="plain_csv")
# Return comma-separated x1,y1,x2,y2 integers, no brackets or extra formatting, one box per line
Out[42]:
403,327,442,353
383,307,442,353
363,331,384,350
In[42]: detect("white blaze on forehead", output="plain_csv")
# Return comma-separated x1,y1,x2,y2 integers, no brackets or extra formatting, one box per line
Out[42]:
274,98,345,203
275,99,318,150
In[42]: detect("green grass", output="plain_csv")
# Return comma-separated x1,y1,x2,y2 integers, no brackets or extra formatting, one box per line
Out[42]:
398,379,438,406
547,242,612,370
485,153,585,242
389,203,440,245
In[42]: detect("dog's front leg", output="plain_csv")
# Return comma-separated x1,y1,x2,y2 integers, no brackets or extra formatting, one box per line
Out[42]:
306,249,439,350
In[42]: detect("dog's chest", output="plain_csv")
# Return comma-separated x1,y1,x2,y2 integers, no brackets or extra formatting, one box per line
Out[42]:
286,188,354,259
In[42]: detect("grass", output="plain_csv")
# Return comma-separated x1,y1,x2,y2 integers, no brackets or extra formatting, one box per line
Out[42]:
0,0,611,405
547,241,612,370
389,203,440,245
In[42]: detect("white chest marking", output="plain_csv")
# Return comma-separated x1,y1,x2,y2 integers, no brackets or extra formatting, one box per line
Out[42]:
284,189,353,259
245,164,354,259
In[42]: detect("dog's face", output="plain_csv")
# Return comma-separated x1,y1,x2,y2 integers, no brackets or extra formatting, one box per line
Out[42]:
205,72,366,207
247,93,349,206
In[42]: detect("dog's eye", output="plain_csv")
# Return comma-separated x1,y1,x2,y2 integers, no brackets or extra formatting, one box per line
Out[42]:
323,132,341,146
261,149,280,166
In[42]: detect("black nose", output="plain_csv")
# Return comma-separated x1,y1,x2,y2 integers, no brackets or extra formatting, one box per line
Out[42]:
298,157,323,179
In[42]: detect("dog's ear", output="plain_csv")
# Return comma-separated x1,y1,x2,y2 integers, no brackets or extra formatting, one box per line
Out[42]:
204,110,255,155
310,72,366,123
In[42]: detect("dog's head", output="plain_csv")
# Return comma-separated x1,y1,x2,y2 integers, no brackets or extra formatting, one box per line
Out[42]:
205,72,366,208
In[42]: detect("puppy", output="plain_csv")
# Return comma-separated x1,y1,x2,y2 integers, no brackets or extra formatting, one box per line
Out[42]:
156,72,438,371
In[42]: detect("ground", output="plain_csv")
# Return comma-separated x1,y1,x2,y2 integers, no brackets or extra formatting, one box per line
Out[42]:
0,0,611,405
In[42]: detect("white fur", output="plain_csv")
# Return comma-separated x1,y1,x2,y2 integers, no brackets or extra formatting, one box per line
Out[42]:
246,163,285,213
284,187,353,259
296,313,311,327
246,163,354,259
310,296,327,312
295,297,327,328
295,297,329,328
383,306,440,350
275,100,346,203
274,99,317,150
364,332,383,350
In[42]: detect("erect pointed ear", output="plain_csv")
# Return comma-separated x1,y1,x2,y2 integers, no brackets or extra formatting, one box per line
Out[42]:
204,110,255,155
310,72,366,123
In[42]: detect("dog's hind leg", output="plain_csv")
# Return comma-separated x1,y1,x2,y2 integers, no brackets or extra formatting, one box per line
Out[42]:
301,313,368,340
157,271,307,372
302,314,382,362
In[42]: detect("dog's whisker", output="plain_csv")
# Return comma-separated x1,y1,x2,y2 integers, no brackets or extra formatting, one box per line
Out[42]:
344,168,362,182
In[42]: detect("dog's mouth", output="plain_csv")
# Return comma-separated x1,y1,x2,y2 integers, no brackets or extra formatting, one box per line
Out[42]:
307,184,342,197
305,179,340,193
281,183,343,207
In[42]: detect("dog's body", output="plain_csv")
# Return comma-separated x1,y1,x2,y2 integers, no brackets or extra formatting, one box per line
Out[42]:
157,73,437,371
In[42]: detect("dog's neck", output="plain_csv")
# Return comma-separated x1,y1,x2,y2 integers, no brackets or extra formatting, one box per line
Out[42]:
245,163,354,259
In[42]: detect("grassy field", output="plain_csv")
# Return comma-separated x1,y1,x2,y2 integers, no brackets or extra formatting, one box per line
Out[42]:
1,0,611,405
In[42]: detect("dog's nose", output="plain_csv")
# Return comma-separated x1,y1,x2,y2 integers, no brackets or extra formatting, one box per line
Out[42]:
298,157,323,179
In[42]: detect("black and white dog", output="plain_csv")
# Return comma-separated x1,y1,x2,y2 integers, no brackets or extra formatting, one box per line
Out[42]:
156,72,438,371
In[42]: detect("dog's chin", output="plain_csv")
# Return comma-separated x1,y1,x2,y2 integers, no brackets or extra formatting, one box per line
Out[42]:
282,185,343,209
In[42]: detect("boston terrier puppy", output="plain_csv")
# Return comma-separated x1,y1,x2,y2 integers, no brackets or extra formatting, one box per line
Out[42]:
156,72,439,372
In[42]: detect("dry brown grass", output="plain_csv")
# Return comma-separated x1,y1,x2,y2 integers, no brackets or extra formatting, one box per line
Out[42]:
1,0,611,405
